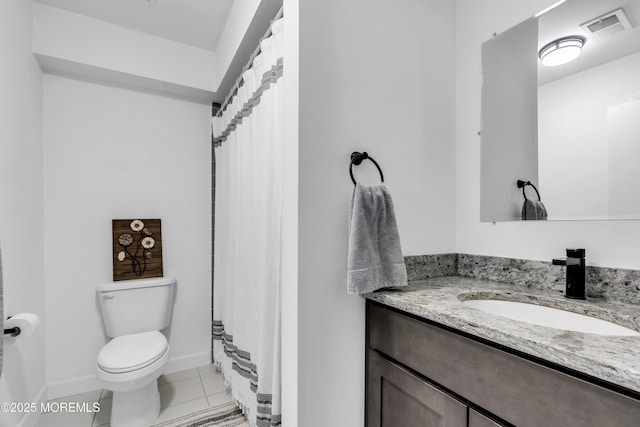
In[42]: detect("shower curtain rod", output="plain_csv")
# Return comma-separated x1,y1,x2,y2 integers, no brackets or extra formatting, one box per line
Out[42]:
217,5,284,117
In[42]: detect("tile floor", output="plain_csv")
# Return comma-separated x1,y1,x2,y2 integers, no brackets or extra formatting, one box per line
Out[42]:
35,364,240,427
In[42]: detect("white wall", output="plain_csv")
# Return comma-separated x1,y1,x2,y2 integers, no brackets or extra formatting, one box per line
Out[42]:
43,75,212,398
280,0,299,425
456,0,640,269
297,0,456,425
215,0,262,83
0,1,46,426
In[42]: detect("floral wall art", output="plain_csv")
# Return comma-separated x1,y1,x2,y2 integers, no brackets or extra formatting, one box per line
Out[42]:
112,219,163,281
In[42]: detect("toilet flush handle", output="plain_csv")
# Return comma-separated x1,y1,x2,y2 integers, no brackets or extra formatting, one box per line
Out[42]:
102,293,115,300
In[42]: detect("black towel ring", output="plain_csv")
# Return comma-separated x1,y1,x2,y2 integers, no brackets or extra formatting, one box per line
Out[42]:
517,179,541,201
349,152,384,185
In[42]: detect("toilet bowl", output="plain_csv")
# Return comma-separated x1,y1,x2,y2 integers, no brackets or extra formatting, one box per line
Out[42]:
96,277,176,427
97,332,169,426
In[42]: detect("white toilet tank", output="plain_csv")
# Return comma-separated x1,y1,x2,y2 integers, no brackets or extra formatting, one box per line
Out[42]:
98,276,176,337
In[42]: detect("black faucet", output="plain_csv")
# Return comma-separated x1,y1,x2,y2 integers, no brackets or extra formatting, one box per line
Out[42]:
552,248,586,300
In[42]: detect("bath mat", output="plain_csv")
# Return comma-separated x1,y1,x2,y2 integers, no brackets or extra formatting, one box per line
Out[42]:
151,401,247,427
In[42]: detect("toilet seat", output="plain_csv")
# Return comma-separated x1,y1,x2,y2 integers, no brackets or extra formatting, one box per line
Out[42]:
98,331,168,374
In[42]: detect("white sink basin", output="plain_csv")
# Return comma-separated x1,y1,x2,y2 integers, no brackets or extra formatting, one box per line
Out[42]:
462,299,640,337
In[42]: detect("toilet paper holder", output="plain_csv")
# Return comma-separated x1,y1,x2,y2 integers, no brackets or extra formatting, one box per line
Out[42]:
4,316,21,337
4,326,20,337
3,313,40,343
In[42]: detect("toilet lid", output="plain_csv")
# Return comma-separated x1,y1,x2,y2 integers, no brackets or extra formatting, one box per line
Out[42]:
98,331,168,374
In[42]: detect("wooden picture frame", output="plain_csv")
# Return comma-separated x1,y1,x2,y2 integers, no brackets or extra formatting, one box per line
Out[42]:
112,219,163,281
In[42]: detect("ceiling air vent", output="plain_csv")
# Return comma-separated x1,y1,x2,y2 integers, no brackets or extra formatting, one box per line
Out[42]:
580,8,633,40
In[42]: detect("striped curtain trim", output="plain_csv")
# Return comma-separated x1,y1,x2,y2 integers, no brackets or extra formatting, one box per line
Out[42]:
214,321,281,426
213,58,284,147
257,393,281,426
218,332,259,392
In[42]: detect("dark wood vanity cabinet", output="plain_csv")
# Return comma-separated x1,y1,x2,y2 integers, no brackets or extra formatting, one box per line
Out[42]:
468,409,503,427
367,350,467,426
365,301,640,427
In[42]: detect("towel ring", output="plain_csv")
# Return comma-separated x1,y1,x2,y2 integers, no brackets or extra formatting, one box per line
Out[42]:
350,152,384,185
517,179,541,201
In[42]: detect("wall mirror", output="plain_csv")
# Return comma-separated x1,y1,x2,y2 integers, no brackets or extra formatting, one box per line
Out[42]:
481,0,640,222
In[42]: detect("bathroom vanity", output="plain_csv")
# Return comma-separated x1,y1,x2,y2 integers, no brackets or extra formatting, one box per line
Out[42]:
365,278,640,426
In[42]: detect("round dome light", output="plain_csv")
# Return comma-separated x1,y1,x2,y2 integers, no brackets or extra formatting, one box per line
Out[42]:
538,35,586,67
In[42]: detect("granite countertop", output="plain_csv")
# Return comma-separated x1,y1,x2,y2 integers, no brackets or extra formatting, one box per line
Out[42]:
365,276,640,395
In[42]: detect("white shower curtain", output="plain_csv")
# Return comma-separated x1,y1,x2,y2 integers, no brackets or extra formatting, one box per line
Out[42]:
212,17,283,427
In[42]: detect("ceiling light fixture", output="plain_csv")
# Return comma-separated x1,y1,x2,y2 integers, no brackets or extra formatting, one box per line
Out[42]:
538,35,586,67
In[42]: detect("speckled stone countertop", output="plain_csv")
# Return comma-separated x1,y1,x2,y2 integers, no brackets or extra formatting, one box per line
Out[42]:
365,277,640,395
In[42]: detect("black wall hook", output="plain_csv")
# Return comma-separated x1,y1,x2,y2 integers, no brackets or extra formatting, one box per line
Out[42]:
349,152,384,185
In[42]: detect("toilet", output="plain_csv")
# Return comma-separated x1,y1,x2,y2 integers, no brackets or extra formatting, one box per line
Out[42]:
96,276,176,427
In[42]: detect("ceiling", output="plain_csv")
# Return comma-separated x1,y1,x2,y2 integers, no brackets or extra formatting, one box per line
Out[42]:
537,0,640,84
35,0,234,52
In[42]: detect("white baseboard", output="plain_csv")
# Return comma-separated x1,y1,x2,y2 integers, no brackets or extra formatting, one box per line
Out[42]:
47,374,101,400
165,350,211,374
46,350,211,400
17,384,47,427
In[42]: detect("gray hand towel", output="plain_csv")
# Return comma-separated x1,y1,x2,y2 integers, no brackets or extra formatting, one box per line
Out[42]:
522,199,548,220
348,183,408,295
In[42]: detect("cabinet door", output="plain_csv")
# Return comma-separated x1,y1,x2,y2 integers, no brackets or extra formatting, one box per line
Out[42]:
368,302,640,427
468,409,506,427
367,350,467,427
